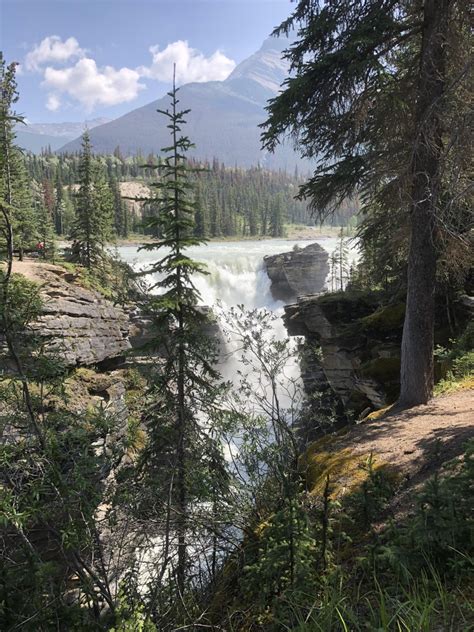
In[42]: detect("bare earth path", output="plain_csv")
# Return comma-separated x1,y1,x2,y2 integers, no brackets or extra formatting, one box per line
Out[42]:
348,389,473,474
10,260,67,283
339,388,474,520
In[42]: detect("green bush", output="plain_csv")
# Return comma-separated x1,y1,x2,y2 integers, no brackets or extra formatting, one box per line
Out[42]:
381,439,474,577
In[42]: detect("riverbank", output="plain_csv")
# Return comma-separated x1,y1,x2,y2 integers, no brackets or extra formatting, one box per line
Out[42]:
110,224,352,247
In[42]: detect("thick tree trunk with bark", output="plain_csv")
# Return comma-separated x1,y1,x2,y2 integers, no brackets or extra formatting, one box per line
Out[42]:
399,0,451,408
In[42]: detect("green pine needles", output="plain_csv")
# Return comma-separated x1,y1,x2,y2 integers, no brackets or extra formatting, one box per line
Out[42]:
138,70,224,597
70,130,113,269
140,83,208,305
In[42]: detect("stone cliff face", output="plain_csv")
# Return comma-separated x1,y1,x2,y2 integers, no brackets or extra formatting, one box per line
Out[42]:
13,262,131,367
285,292,402,417
10,261,221,368
264,242,329,302
285,290,474,421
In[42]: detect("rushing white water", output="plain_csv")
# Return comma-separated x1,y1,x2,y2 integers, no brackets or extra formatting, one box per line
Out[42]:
117,235,353,312
117,235,358,414
119,236,358,579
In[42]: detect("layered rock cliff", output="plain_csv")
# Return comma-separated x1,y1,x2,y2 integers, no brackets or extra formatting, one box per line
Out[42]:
11,261,131,367
285,290,474,422
264,242,329,302
285,292,402,417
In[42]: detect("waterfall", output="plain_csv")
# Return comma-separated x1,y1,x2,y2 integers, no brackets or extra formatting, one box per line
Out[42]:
117,237,358,412
118,237,358,581
117,236,348,311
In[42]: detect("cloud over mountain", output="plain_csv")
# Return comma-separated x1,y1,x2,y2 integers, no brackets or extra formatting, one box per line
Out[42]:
24,35,236,112
139,40,235,84
58,37,305,171
24,36,84,71
43,59,145,111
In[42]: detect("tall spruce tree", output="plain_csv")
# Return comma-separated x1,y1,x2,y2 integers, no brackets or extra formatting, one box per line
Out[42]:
0,54,38,262
269,192,285,237
138,71,224,596
54,171,64,234
262,0,472,407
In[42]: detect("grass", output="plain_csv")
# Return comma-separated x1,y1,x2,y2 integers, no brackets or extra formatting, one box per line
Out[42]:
274,565,473,631
434,373,474,396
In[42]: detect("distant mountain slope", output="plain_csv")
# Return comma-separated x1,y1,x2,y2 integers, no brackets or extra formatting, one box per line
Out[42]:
59,38,306,171
16,118,110,154
16,130,67,153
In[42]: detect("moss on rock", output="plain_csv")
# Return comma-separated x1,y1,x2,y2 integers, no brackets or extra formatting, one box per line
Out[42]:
361,302,406,331
317,289,380,325
360,356,400,383
299,434,396,500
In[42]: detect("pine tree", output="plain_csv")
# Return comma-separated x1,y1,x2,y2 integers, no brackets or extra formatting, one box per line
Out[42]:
210,191,222,237
2,68,39,261
138,71,223,596
70,131,113,268
93,170,114,243
36,197,56,260
109,175,128,238
54,171,64,234
193,183,209,238
270,193,285,237
262,0,471,406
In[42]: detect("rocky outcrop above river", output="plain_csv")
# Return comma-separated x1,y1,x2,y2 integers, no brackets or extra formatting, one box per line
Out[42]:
12,262,130,367
264,242,329,302
285,292,400,415
285,290,474,420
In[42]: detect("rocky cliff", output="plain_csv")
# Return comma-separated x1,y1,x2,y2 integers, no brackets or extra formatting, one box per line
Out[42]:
285,290,474,422
12,262,131,367
285,292,402,417
264,242,329,302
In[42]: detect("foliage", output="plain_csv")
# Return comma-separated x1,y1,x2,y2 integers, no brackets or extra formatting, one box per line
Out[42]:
0,267,126,629
213,438,473,631
262,0,472,406
124,73,232,619
68,131,114,268
240,499,319,625
0,53,41,261
262,0,471,269
24,151,359,240
434,321,474,393
1,61,130,628
380,440,474,578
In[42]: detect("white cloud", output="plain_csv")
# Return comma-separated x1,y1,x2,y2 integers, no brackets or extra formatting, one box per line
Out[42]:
28,36,234,113
46,94,61,111
139,40,235,84
25,36,84,71
43,58,145,111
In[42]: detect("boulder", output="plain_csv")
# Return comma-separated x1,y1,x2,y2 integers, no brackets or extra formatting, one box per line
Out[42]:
263,242,329,302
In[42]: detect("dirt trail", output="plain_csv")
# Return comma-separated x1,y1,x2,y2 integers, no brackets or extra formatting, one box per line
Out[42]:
337,388,473,519
348,389,472,473
10,260,70,283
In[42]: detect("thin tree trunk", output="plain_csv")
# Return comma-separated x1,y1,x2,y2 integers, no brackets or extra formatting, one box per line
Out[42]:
171,68,187,594
399,0,451,407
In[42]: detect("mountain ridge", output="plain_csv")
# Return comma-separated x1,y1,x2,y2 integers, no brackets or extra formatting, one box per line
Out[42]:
58,37,306,171
16,118,112,153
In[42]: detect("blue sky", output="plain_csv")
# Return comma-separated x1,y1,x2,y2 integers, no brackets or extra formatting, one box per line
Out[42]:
1,0,293,123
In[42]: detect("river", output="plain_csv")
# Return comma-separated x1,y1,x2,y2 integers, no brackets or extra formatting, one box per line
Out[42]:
117,236,352,312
